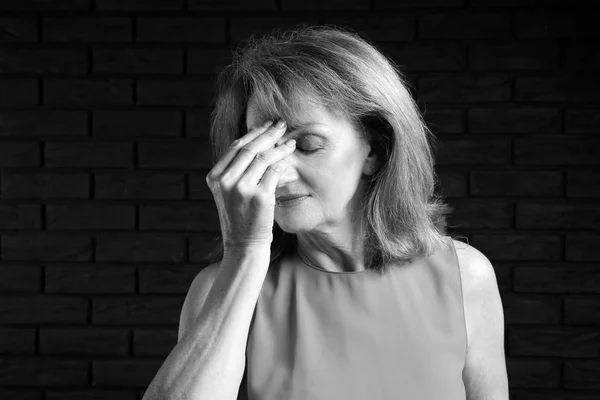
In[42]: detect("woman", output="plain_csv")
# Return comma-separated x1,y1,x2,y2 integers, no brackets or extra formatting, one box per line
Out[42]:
143,25,508,400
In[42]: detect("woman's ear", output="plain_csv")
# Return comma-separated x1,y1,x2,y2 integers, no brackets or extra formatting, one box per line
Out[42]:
359,113,388,173
363,143,381,176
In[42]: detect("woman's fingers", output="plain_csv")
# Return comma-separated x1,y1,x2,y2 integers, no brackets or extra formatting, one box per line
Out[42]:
241,139,296,188
208,120,274,180
219,121,288,182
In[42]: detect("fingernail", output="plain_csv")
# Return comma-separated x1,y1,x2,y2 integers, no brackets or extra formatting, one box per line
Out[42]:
274,119,286,129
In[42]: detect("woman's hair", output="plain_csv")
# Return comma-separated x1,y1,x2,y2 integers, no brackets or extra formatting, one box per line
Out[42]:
205,24,462,275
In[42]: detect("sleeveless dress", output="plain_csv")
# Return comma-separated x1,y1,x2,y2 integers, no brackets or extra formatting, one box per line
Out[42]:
237,237,468,400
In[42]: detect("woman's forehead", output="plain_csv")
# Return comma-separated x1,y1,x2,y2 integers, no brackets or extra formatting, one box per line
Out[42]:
245,93,339,131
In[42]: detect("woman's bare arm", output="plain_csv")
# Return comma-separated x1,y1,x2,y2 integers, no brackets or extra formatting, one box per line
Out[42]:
142,245,271,400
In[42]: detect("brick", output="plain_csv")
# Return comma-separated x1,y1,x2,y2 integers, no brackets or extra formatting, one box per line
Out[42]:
40,327,129,355
434,169,467,197
0,17,37,42
517,203,600,230
516,76,600,103
283,0,369,10
0,328,36,354
323,14,415,42
40,328,128,355
43,16,132,42
509,327,600,358
97,0,184,10
419,74,511,102
230,16,320,44
566,109,600,134
566,44,600,71
46,391,134,400
189,0,275,10
189,233,224,263
1,172,89,199
506,358,561,388
470,234,562,261
516,12,598,39
187,48,233,75
404,73,419,94
566,235,600,262
185,108,212,137
0,110,88,138
446,198,512,228
95,234,185,262
0,0,89,10
1,234,92,262
494,262,512,293
92,296,183,325
564,360,600,389
501,293,561,324
139,265,200,293
514,138,600,166
419,12,511,39
137,141,211,168
45,142,132,168
422,107,464,133
45,265,135,293
375,0,461,7
435,138,509,165
514,267,600,294
516,391,600,400
44,78,133,106
0,142,39,167
95,172,185,199
189,172,216,200
137,77,214,106
564,296,600,325
0,78,38,105
379,43,466,71
133,329,177,355
0,48,87,74
470,0,562,5
471,170,562,196
0,390,40,400
46,204,135,230
93,46,183,74
0,204,40,229
93,110,182,137
136,17,225,43
0,358,88,386
0,266,41,293
92,359,163,387
139,203,219,231
469,107,561,133
0,295,87,323
469,43,559,70
567,171,600,198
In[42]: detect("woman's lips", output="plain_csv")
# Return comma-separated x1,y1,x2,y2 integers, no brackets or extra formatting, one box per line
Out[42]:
276,195,310,207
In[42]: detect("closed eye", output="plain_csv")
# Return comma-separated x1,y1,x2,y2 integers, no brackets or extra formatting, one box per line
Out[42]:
297,148,318,154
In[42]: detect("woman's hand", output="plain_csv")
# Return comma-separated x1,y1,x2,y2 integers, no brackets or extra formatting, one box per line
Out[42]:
206,119,296,253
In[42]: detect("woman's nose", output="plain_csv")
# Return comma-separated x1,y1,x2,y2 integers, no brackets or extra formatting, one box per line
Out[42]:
276,161,297,188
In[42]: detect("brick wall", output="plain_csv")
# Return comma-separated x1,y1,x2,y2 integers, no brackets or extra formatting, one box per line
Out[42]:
0,1,598,399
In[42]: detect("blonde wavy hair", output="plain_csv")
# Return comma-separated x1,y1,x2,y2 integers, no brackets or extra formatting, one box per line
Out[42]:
205,24,459,275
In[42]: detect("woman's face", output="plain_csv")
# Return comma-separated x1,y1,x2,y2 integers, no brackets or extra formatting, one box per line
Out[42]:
245,95,376,234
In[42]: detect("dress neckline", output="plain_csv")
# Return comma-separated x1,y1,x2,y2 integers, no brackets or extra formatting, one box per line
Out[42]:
292,253,372,275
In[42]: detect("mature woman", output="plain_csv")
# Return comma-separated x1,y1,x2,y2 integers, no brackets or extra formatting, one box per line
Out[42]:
143,25,508,400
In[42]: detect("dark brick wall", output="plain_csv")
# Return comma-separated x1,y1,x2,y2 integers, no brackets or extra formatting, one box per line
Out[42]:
0,1,598,399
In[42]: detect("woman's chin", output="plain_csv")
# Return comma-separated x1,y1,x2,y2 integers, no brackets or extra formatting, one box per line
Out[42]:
275,216,308,233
